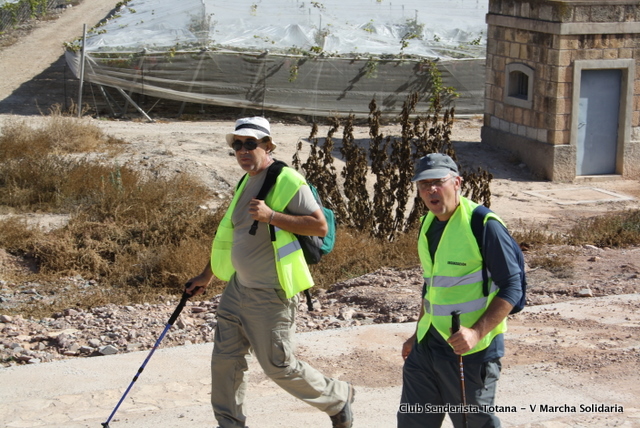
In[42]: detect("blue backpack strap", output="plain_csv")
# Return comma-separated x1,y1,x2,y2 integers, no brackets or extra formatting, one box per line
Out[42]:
470,205,492,297
471,205,528,313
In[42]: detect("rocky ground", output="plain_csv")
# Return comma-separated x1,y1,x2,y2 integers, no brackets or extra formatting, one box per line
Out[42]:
2,241,639,367
0,267,422,365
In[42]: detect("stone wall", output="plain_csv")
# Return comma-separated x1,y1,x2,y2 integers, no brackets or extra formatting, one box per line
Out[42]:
483,0,640,181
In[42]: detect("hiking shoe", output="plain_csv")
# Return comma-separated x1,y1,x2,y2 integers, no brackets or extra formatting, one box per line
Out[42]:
330,384,355,428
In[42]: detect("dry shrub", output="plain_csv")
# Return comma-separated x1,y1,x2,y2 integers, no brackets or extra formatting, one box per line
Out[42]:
309,226,420,289
297,91,492,242
510,221,565,247
568,210,640,248
28,173,220,289
510,211,640,250
0,107,124,159
0,216,43,244
0,111,127,212
0,113,221,310
0,154,74,210
528,249,576,279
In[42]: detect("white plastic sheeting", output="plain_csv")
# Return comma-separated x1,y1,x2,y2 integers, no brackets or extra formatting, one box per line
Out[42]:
66,0,488,117
81,0,487,59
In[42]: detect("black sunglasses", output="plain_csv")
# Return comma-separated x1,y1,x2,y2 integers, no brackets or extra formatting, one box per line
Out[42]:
232,139,259,151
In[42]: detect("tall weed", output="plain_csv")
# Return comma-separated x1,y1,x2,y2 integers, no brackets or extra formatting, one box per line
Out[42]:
295,92,492,240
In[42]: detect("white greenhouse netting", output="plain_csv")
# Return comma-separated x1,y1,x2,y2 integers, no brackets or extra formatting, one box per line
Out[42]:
1,0,65,33
65,0,488,117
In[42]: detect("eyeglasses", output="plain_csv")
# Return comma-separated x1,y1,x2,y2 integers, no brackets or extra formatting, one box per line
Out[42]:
232,139,259,151
417,176,453,191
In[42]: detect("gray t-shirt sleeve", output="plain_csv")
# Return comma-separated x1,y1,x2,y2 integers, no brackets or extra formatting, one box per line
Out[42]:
286,184,320,215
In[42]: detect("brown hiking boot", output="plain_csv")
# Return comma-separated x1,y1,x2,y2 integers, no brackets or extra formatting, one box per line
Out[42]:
330,384,355,428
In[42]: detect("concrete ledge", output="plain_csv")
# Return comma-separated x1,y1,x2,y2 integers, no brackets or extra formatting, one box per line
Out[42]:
480,126,564,181
487,14,640,35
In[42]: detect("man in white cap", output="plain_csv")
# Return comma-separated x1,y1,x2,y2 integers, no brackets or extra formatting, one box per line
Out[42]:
397,153,522,427
187,117,354,428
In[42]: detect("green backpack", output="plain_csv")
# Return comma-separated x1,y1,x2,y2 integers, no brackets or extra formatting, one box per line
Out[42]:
246,160,336,264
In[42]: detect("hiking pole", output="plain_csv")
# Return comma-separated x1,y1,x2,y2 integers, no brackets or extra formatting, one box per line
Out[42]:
101,285,199,427
451,310,468,428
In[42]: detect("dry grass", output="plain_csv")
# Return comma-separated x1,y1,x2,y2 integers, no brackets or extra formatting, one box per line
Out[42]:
310,227,420,289
0,108,124,158
1,106,639,318
567,210,640,248
511,221,565,248
0,111,221,316
527,249,577,279
512,212,640,279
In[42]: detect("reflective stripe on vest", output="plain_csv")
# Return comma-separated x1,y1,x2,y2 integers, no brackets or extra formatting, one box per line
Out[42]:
424,273,499,316
416,196,507,355
210,167,314,298
273,226,303,260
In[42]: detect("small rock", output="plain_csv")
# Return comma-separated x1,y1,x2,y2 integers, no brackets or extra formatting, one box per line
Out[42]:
126,343,142,352
0,315,13,323
339,308,356,321
99,345,119,355
577,288,594,298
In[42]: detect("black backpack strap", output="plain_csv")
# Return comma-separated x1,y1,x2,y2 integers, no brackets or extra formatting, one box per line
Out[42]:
236,174,248,190
303,289,314,311
249,160,287,237
470,205,492,297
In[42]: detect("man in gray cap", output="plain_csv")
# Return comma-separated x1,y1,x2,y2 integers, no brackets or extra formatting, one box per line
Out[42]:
187,117,354,428
397,153,522,427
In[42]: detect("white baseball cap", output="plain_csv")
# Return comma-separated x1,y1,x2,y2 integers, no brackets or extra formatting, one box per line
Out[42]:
225,117,277,149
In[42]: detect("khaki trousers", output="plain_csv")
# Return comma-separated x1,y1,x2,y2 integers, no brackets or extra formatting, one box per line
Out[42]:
211,275,349,428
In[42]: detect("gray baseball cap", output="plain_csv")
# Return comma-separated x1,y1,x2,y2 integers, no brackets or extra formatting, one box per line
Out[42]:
411,153,459,182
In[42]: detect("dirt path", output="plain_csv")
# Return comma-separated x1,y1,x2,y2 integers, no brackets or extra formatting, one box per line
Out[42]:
0,0,116,113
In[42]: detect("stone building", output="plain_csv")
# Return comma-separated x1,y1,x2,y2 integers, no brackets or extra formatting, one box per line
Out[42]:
481,0,640,181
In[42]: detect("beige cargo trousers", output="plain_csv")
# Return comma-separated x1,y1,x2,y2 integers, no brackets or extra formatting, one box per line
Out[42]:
211,275,350,428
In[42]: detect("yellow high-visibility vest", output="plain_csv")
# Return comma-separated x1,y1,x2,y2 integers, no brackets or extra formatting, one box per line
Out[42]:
416,197,507,355
210,167,314,299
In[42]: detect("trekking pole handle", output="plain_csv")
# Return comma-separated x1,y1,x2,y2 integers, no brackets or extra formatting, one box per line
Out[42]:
167,282,201,326
451,310,461,334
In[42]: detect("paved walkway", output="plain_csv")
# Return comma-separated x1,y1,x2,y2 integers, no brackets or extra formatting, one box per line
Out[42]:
2,298,640,428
